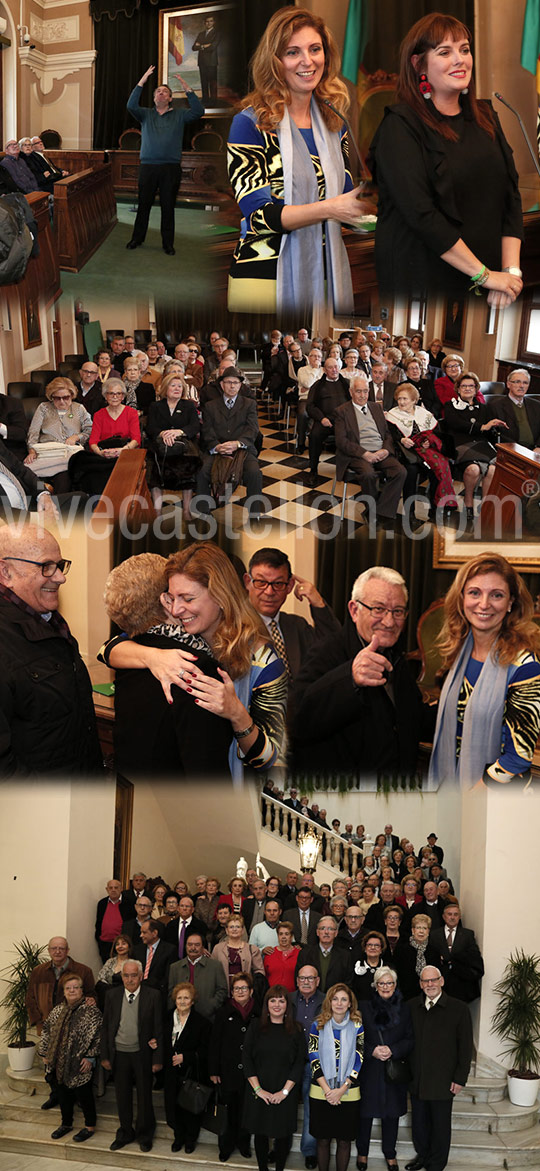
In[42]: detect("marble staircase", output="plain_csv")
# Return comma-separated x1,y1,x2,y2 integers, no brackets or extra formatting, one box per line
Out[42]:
0,1062,538,1171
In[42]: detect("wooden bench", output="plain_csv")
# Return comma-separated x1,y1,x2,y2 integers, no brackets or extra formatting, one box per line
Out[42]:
53,164,117,272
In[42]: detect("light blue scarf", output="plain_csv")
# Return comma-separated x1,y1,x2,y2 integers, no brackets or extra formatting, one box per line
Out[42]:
427,631,512,788
318,1012,358,1088
276,100,354,316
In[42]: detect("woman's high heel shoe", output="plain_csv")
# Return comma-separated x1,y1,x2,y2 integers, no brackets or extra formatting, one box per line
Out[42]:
356,1159,368,1170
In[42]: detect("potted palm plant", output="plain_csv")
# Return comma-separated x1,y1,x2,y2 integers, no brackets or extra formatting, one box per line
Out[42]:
0,937,45,1072
491,949,540,1106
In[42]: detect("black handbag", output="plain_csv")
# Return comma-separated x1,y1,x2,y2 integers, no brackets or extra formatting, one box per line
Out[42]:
200,1087,228,1135
177,1076,213,1114
378,1029,411,1085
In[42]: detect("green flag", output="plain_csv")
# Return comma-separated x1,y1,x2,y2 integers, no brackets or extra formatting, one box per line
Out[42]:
342,0,369,84
521,0,540,75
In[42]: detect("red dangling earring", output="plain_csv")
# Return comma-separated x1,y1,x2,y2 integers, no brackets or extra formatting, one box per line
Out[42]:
418,73,432,100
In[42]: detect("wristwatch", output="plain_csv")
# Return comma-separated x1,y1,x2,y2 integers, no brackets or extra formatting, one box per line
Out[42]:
281,1087,289,1097
503,266,522,277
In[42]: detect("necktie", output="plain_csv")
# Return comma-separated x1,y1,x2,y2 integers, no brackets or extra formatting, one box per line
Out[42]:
425,998,432,1011
361,406,367,415
178,922,186,958
128,993,135,1003
226,397,235,408
188,962,195,985
269,620,291,679
376,388,383,402
301,911,308,944
447,928,454,951
144,945,154,979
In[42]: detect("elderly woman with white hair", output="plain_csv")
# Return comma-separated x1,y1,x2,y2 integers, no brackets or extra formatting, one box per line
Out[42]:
356,965,413,1170
68,378,140,497
24,376,92,493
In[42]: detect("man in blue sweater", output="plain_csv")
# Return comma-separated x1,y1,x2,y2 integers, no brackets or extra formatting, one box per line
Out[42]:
126,64,204,256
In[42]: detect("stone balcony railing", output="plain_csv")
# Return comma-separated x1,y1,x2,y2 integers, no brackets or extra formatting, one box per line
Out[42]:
260,793,365,876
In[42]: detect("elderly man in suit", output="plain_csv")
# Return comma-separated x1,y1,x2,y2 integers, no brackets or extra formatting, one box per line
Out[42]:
288,887,321,947
101,959,163,1152
406,965,473,1171
368,358,396,410
334,372,407,530
167,933,227,1019
430,903,484,1004
163,895,207,956
295,916,353,991
95,879,133,962
487,368,540,451
197,366,263,515
243,546,339,685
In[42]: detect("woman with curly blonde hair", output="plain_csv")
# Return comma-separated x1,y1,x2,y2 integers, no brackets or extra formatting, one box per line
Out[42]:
227,6,366,316
428,553,540,788
101,543,287,779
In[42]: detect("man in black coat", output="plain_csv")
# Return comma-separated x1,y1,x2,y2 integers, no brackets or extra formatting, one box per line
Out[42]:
75,361,104,417
133,919,176,997
242,878,269,933
368,358,396,411
291,566,435,783
162,895,207,956
0,521,102,776
306,356,350,485
486,368,540,450
414,881,448,931
406,965,473,1171
95,879,133,962
101,959,163,1152
335,905,366,961
193,14,220,103
295,917,353,991
430,904,484,1004
26,135,67,192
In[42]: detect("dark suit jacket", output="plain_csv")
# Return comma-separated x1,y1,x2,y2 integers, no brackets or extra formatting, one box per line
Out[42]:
415,896,447,930
0,436,46,507
334,399,397,480
163,914,208,952
25,150,63,193
0,396,28,460
368,380,396,411
95,896,132,943
486,393,540,448
295,944,353,991
100,982,164,1068
133,938,176,994
242,898,270,933
167,954,228,1017
201,395,259,456
287,907,321,946
146,398,200,444
275,606,340,683
430,924,484,1002
409,991,473,1099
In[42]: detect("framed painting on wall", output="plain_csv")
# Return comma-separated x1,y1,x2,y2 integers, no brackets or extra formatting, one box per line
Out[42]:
159,2,238,115
442,294,467,350
20,294,42,350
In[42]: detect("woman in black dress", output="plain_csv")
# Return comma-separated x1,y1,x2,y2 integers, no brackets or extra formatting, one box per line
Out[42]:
393,915,440,1002
353,931,388,1003
209,971,257,1162
356,967,413,1171
443,370,508,521
369,13,523,302
243,985,305,1171
164,982,211,1154
308,983,364,1171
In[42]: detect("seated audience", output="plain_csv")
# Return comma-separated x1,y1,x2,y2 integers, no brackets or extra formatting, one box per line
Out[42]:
334,374,407,529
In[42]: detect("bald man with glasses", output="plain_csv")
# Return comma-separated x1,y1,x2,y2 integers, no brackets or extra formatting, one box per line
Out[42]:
0,522,102,776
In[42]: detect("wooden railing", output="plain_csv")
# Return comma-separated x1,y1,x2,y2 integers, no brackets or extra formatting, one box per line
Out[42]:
93,448,155,527
53,164,117,272
261,793,365,876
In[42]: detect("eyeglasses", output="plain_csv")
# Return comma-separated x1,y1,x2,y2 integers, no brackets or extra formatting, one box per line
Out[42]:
249,576,289,593
52,395,72,403
420,976,442,985
188,348,199,353
377,981,396,988
355,601,408,621
2,557,71,577
297,976,317,982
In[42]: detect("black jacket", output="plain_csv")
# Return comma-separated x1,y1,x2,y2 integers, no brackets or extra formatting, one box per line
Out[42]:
0,397,28,461
291,615,435,781
95,896,133,944
409,991,473,1099
208,997,257,1092
294,944,353,992
430,924,484,1003
101,982,164,1068
0,592,102,776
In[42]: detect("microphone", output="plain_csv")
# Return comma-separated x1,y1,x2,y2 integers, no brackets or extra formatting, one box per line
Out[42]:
322,98,372,183
494,91,540,179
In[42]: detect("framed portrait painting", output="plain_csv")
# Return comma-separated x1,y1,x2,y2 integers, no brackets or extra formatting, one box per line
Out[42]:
442,294,467,350
159,2,238,115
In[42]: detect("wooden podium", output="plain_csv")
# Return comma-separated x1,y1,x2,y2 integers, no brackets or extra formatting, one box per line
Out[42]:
479,443,540,537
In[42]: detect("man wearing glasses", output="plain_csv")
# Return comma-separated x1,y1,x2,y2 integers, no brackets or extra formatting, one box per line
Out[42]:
407,965,473,1171
0,522,102,776
292,566,435,783
292,965,323,1170
243,547,339,685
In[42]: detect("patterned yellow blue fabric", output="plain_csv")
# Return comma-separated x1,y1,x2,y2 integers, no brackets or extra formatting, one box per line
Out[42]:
456,650,540,774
